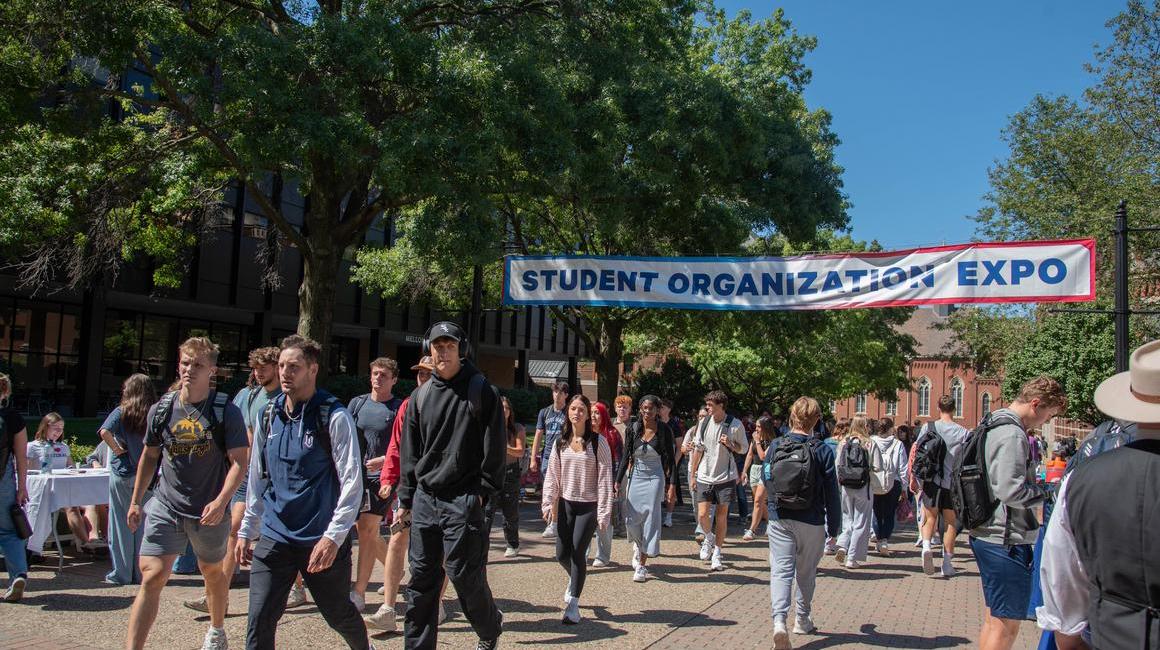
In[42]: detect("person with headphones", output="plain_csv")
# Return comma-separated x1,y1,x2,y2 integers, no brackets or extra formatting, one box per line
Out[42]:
398,322,506,650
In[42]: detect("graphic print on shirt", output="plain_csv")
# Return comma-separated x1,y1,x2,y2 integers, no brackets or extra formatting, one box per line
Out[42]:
168,415,213,458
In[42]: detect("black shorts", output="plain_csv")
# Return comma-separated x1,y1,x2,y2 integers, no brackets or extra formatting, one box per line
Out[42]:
361,478,390,518
696,481,736,505
921,482,954,511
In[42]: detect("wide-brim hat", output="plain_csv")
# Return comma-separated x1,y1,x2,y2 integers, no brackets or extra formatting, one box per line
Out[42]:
1094,339,1160,423
411,356,435,372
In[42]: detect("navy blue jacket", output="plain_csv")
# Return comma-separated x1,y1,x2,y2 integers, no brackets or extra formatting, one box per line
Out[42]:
764,432,841,538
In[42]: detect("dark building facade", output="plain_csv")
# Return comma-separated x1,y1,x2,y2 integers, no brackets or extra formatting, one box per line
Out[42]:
0,183,585,418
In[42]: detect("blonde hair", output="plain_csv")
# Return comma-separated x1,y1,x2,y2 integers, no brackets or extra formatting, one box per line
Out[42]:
789,397,821,432
179,337,220,365
848,416,870,441
35,412,64,442
1016,376,1068,411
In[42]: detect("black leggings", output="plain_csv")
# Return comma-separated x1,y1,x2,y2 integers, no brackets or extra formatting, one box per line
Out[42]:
556,499,598,598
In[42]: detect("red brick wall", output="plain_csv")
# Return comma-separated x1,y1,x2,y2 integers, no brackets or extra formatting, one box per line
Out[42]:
833,358,1006,429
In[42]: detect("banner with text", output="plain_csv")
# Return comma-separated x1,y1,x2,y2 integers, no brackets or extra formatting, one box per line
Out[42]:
503,239,1096,310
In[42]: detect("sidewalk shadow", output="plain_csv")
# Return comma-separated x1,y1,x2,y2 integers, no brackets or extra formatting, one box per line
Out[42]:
797,623,971,649
19,593,135,611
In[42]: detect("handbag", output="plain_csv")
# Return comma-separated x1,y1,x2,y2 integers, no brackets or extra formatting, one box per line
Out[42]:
896,495,914,524
9,504,32,540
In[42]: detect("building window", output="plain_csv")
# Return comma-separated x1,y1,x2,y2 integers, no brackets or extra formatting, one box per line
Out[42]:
951,378,964,418
917,377,931,416
855,392,867,415
886,400,898,416
829,400,837,414
982,392,992,417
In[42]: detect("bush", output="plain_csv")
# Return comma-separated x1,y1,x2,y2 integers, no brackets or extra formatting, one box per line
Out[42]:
631,356,707,420
68,438,97,465
499,385,553,424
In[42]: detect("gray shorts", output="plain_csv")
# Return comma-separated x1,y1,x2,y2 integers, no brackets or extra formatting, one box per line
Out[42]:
140,498,230,563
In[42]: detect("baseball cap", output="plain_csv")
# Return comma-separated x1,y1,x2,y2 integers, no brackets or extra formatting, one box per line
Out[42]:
411,356,435,371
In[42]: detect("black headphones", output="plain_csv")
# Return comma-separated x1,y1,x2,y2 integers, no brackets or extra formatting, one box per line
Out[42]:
422,321,472,360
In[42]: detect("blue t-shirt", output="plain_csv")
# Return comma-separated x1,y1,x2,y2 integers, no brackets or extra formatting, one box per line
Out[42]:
101,407,148,478
536,405,567,463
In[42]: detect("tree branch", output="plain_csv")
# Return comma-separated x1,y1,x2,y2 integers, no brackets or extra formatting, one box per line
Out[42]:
133,47,308,252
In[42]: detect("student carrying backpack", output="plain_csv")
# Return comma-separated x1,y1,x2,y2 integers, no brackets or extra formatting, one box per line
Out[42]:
910,422,946,489
949,411,1023,532
838,440,870,489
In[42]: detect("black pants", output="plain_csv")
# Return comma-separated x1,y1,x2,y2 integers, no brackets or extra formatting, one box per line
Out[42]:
405,489,502,650
246,537,367,650
556,499,598,598
484,464,521,549
674,458,685,506
872,483,902,541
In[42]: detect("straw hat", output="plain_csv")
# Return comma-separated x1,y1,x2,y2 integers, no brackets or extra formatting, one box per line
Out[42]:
1094,340,1160,423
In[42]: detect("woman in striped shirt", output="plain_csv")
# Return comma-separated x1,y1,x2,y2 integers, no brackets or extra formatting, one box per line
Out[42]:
541,394,613,624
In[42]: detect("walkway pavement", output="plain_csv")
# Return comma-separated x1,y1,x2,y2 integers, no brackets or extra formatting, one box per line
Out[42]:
0,503,1040,649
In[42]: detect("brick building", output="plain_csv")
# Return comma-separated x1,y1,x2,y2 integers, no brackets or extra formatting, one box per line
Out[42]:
832,306,1007,428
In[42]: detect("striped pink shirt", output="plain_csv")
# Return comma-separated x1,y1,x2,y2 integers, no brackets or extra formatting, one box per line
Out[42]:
541,436,613,529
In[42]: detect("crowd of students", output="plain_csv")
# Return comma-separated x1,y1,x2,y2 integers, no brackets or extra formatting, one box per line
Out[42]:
0,326,1156,650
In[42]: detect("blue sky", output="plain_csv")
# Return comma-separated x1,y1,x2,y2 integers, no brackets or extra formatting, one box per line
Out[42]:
718,1,1123,250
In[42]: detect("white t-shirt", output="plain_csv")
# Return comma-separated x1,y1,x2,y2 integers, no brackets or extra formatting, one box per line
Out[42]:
694,415,748,484
27,439,71,470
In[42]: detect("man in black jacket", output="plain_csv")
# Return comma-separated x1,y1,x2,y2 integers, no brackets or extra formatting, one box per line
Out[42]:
398,322,505,650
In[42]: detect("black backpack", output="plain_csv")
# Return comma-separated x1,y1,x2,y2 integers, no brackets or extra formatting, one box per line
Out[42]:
763,437,820,510
257,391,345,481
950,411,1023,531
837,439,870,488
910,422,947,485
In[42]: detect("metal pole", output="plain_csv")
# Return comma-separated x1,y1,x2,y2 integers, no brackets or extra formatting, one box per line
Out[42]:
469,264,483,361
1114,200,1129,373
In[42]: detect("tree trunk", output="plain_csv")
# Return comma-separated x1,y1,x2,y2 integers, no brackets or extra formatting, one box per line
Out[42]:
593,318,625,405
298,235,341,379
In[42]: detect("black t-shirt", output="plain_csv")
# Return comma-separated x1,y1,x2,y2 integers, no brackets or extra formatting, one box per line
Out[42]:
350,394,404,472
1,407,28,474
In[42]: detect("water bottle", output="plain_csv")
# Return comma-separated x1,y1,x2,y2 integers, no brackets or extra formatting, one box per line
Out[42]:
40,445,52,473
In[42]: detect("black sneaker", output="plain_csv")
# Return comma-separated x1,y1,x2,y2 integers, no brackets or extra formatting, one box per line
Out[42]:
476,639,499,650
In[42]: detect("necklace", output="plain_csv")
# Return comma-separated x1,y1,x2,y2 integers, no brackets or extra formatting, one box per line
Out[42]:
179,393,209,421
284,400,303,423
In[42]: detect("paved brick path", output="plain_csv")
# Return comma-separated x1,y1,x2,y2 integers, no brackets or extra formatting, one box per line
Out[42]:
0,503,1039,649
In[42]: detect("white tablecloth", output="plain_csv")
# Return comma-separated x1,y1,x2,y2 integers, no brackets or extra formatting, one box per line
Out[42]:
25,469,110,552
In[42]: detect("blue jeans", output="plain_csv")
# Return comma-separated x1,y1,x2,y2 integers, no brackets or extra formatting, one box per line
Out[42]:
106,472,149,584
0,462,29,580
173,542,201,574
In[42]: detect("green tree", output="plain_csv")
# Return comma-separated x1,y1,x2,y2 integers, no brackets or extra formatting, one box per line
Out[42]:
937,306,1034,377
357,6,848,404
1002,313,1114,424
630,356,706,418
961,2,1159,390
0,0,566,371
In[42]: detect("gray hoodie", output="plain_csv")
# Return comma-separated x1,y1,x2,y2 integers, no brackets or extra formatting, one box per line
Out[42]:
969,408,1049,546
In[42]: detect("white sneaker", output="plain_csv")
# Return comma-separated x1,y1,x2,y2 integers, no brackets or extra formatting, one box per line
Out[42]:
286,584,307,608
663,511,673,528
922,544,936,576
773,617,792,649
350,590,366,612
201,627,228,650
710,547,724,572
184,595,209,613
504,546,519,558
834,547,847,565
632,566,647,583
2,576,26,603
844,559,861,569
365,605,397,633
377,585,386,595
877,540,891,556
941,556,956,578
823,540,838,556
869,532,877,543
914,536,924,548
592,558,607,568
741,529,754,542
542,522,558,539
699,534,715,561
632,543,642,571
562,594,581,624
793,615,817,634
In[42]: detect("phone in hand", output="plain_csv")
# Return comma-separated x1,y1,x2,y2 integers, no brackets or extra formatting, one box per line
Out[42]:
389,509,412,535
